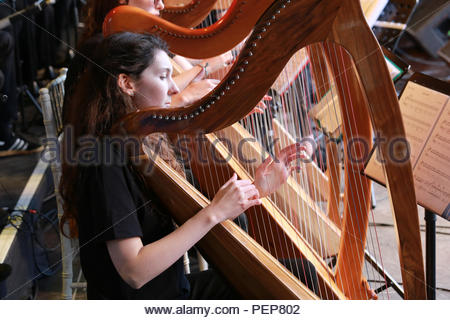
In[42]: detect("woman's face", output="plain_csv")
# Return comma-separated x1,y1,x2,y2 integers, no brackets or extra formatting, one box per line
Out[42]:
126,0,164,16
131,50,179,109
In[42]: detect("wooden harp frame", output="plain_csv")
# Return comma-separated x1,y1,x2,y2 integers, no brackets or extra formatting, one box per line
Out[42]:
160,0,218,28
106,0,426,299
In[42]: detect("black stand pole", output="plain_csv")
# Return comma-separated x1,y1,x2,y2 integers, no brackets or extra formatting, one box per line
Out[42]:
425,209,436,300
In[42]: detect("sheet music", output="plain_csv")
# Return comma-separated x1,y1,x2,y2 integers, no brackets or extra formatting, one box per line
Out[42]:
364,79,450,218
399,81,449,167
413,100,450,217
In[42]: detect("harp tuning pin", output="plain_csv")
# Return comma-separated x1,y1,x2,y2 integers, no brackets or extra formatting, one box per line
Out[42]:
271,15,276,20
281,4,286,8
199,107,204,112
206,104,211,109
165,116,169,120
211,100,215,104
266,21,271,26
276,10,281,14
248,51,253,57
178,116,182,121
195,111,199,116
230,80,235,85
152,115,156,119
190,114,194,118
225,86,230,90
158,115,163,119
235,75,240,80
184,115,188,119
243,60,248,65
239,67,245,72
261,27,266,32
171,116,176,120
221,91,225,96
256,35,262,39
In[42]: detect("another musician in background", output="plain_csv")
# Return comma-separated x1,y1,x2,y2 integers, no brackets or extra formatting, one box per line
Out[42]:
63,0,233,118
60,32,312,299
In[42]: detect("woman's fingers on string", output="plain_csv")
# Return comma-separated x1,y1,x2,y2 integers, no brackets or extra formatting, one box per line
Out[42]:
234,179,253,186
224,175,252,188
223,173,237,187
254,106,265,114
259,155,273,170
242,185,259,198
289,164,302,174
247,198,262,207
286,149,308,164
277,143,301,163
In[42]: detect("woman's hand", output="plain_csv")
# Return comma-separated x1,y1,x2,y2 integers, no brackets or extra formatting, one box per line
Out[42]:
208,173,261,224
254,143,308,198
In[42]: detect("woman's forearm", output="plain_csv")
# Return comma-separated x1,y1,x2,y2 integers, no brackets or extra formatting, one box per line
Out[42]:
172,65,204,91
107,205,218,289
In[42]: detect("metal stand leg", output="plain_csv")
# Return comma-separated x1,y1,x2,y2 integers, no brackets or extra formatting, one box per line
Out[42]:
425,209,436,300
370,181,376,209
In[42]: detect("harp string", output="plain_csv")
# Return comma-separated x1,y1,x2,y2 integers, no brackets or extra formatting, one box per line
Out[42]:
292,52,328,259
307,44,349,300
278,47,333,297
335,42,384,299
308,43,353,294
270,41,386,299
326,42,386,299
296,51,331,265
331,44,366,298
315,42,367,298
215,45,334,296
331,44,388,299
278,61,319,264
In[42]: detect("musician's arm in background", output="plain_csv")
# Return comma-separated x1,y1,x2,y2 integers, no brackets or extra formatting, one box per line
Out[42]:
171,78,220,107
170,52,233,106
172,64,206,91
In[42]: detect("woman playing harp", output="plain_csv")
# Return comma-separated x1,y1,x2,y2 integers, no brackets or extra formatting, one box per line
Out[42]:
60,32,314,299
103,0,427,299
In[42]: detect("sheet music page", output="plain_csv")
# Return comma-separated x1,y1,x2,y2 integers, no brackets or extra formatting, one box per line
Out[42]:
413,100,450,218
399,81,449,167
364,79,449,218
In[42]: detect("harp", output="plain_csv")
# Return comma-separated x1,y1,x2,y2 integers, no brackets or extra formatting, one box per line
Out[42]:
105,0,426,299
160,0,219,28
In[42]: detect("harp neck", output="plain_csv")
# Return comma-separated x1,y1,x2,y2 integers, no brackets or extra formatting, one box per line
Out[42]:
104,0,278,58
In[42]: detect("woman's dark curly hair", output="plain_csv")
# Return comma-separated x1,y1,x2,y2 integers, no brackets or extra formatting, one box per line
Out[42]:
60,32,171,237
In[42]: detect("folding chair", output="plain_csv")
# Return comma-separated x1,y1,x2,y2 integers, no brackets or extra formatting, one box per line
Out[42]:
39,68,86,299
